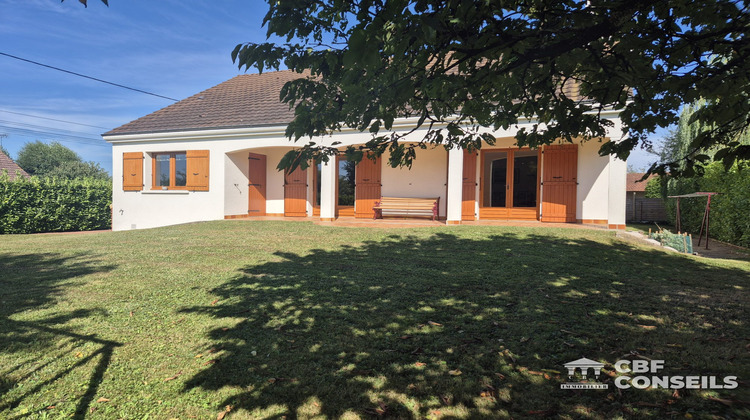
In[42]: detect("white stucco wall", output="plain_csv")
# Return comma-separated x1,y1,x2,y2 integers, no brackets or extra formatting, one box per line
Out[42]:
109,132,301,231
111,140,227,231
576,139,610,222
381,147,448,217
224,151,249,216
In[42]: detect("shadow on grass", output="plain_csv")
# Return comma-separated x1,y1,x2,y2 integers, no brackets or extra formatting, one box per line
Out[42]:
183,232,749,418
0,252,120,420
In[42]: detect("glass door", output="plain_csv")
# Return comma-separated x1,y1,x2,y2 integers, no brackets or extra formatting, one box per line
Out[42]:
480,148,539,219
482,151,508,208
512,150,538,208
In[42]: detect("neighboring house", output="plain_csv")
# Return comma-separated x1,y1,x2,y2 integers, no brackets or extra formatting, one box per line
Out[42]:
102,70,627,231
626,173,667,222
0,151,30,181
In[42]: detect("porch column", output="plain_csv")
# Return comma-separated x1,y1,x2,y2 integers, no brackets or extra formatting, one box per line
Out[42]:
606,119,627,230
608,154,627,229
320,158,337,221
446,147,464,224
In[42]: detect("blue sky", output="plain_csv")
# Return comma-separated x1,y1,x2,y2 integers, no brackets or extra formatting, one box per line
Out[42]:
1,0,660,174
1,0,269,173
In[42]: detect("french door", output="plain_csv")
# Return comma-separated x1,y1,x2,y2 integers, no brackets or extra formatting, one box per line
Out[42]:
479,149,540,220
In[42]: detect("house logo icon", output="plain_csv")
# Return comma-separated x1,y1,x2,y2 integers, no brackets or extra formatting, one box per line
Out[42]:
560,357,609,389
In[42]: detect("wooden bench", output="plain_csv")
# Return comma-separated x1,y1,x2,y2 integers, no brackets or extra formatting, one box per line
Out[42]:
373,197,440,221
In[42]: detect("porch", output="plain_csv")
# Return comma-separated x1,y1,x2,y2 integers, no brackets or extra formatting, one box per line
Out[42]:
223,137,626,228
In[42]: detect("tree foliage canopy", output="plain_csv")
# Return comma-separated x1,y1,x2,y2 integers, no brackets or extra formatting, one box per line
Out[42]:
17,141,81,176
44,160,110,181
659,100,750,176
233,0,750,174
16,141,110,180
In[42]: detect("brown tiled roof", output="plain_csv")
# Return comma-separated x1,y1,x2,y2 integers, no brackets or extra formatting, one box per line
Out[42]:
627,173,658,192
0,151,30,180
104,70,306,136
105,68,587,137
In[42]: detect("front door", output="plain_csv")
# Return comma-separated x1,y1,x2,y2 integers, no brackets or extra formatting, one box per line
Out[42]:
248,153,266,216
284,166,308,217
354,154,381,218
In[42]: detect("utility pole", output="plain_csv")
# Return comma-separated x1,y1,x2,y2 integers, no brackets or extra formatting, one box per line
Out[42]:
0,133,6,152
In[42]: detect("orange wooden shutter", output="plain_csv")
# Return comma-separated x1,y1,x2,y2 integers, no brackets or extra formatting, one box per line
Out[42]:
122,152,144,191
284,166,308,216
541,144,577,222
462,150,477,221
248,153,267,216
354,154,382,218
186,150,210,191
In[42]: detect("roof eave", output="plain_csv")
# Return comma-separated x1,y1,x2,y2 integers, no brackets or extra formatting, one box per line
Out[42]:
103,109,623,144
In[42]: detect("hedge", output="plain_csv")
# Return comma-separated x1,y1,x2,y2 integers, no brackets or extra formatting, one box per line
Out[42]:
0,174,112,234
664,162,750,248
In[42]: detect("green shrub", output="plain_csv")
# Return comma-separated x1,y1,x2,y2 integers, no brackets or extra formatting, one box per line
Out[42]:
0,174,111,234
665,162,750,247
644,176,662,198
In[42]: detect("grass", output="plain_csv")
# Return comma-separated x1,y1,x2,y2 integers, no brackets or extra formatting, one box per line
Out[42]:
626,222,672,235
0,220,748,419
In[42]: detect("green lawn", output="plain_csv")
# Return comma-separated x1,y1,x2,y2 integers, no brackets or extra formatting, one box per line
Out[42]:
1,221,748,419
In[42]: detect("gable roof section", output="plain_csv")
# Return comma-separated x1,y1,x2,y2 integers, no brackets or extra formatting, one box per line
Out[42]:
105,68,588,138
0,151,30,181
627,173,658,192
104,70,304,136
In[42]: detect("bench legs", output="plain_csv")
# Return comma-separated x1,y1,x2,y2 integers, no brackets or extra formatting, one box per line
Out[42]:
373,201,382,220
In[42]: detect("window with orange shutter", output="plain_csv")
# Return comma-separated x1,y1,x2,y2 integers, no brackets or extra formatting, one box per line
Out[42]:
149,150,209,191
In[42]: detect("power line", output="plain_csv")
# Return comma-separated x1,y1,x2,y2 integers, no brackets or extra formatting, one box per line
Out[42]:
0,125,110,148
0,51,179,102
0,125,104,144
0,119,102,138
0,109,110,130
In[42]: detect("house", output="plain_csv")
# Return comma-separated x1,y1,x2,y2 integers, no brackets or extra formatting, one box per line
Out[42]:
626,173,667,222
0,150,30,181
103,70,627,231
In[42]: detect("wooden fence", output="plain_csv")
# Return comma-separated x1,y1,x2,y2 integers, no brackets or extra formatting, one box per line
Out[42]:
627,197,668,222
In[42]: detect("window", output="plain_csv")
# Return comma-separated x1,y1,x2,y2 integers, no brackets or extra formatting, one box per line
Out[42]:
153,152,187,189
122,150,209,192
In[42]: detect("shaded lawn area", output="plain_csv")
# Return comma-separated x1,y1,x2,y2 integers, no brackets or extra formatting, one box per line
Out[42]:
0,221,748,419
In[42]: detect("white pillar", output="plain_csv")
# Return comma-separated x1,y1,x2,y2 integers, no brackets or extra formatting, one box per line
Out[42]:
608,155,627,229
606,119,627,229
320,158,337,220
446,147,464,224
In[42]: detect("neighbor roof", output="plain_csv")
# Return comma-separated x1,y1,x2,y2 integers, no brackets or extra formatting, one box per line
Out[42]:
627,173,658,192
104,70,305,136
0,151,30,181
